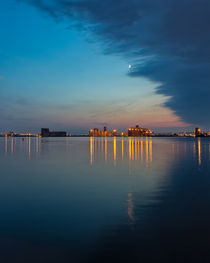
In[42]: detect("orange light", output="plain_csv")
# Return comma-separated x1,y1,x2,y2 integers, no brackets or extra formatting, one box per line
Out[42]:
113,137,116,165
90,137,94,165
105,138,107,161
129,138,131,160
28,136,31,159
198,138,201,166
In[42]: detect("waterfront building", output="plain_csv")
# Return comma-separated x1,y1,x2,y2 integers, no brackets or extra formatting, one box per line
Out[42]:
41,128,50,137
41,128,66,137
113,130,117,136
128,125,153,137
195,127,201,137
89,127,117,137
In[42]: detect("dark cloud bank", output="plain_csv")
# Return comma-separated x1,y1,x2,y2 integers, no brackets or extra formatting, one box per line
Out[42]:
22,0,210,127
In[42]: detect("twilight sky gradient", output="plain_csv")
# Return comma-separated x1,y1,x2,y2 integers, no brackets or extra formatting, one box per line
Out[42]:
0,0,209,133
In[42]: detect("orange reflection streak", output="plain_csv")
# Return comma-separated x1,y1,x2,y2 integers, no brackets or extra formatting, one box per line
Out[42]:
101,138,103,151
28,137,31,159
135,139,138,160
198,138,201,166
132,139,134,160
94,138,97,153
11,137,13,155
105,138,107,161
141,140,143,161
149,139,152,162
129,138,131,160
98,138,100,152
113,137,117,165
90,137,94,165
5,136,7,154
121,139,124,160
146,138,149,162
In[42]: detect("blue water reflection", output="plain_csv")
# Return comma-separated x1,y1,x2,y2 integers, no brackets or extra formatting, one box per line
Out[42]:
0,137,210,262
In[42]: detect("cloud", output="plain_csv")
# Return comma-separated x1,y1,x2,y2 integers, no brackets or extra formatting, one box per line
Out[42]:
20,0,210,127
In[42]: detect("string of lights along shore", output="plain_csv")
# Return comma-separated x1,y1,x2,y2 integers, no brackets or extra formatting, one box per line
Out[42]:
0,126,210,138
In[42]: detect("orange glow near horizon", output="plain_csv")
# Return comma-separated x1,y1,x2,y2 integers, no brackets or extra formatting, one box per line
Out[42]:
61,94,190,131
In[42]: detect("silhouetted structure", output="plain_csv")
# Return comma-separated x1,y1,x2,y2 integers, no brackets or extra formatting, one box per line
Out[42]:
41,128,66,137
41,128,50,137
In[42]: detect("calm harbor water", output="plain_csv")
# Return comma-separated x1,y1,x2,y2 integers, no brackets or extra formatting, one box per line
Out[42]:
0,137,210,262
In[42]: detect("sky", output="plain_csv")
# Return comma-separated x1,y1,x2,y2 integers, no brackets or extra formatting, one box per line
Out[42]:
0,0,209,134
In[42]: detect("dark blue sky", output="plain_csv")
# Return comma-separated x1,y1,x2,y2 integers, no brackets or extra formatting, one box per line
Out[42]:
1,0,209,133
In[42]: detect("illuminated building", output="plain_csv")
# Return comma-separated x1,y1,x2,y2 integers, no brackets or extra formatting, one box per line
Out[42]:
113,130,117,136
194,127,206,137
195,127,201,137
89,129,94,137
128,125,153,137
89,128,104,137
89,127,113,137
93,128,99,137
101,127,107,137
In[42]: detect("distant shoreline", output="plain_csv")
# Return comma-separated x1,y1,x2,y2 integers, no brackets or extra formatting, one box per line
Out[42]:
0,135,210,138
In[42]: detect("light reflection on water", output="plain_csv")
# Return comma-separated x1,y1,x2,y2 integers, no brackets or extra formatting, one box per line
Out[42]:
89,137,205,168
0,137,210,262
89,137,153,165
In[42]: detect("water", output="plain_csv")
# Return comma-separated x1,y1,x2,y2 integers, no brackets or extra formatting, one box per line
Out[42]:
0,137,210,262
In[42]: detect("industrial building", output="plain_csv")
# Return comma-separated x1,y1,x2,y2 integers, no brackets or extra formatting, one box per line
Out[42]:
41,128,66,137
